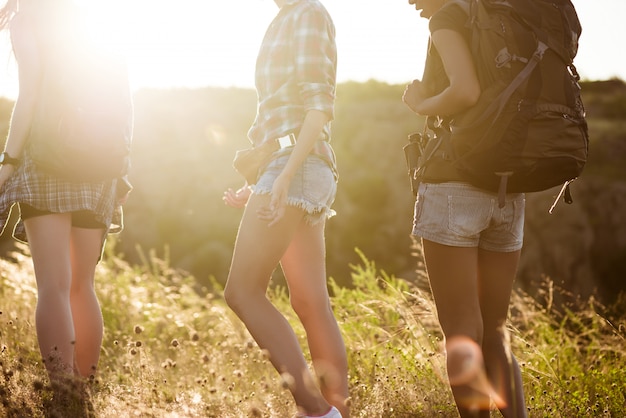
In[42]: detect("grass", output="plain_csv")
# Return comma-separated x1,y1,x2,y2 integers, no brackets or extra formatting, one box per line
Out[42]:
0,243,624,417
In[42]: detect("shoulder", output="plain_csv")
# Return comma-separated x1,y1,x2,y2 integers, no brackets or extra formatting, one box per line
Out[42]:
429,0,469,34
289,0,334,30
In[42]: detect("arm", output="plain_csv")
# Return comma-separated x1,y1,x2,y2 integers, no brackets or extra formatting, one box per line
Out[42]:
403,29,481,116
223,108,329,212
277,109,329,180
260,8,336,226
1,15,40,184
284,6,336,174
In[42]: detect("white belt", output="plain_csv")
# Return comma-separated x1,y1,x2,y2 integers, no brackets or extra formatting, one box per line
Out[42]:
275,133,297,149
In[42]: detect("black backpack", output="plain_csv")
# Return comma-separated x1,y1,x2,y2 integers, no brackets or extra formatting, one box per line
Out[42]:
28,6,133,182
433,0,588,209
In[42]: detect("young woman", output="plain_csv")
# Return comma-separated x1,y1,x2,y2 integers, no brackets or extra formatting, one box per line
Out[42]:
401,0,527,417
223,1,348,417
0,0,130,383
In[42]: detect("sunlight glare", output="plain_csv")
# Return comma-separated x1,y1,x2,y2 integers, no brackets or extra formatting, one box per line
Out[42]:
73,0,275,91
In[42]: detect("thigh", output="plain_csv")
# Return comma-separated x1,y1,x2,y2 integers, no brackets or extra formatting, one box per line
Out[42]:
422,239,483,341
280,220,329,303
477,248,521,329
227,193,305,291
70,227,106,277
23,212,73,287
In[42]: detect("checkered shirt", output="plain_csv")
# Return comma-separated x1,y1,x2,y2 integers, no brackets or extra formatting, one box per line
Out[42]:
0,151,124,242
248,0,337,146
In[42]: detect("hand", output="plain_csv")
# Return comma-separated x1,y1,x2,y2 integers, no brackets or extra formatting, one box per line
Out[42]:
403,79,427,114
257,173,290,227
223,184,252,208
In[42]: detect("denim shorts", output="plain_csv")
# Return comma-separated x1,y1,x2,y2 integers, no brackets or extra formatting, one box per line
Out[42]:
253,153,337,225
412,182,525,252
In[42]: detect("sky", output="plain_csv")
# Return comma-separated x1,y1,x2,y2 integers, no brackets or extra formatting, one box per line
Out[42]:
1,0,624,99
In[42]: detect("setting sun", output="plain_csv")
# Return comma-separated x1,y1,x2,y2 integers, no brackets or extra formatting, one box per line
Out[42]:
75,0,276,91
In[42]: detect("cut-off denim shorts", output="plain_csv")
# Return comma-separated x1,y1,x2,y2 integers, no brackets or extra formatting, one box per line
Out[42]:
412,182,525,252
253,153,337,225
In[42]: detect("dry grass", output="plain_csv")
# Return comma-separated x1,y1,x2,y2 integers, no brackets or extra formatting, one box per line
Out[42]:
0,244,624,417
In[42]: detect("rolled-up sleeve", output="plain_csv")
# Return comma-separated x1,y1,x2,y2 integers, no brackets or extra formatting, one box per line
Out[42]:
293,8,337,119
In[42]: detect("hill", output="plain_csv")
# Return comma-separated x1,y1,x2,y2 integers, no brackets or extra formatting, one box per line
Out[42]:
1,79,626,308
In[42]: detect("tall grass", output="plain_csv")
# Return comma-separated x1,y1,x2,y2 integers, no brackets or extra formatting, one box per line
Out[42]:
0,243,624,417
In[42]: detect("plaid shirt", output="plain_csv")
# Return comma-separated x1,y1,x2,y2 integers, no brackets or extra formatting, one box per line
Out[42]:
248,0,337,146
0,153,124,242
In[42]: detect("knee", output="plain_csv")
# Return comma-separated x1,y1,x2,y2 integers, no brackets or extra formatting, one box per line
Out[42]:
36,273,72,296
290,293,331,324
223,282,242,314
223,280,262,317
70,276,95,295
441,319,484,346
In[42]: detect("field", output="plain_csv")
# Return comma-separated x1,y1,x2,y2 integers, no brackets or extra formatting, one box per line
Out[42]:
0,241,624,417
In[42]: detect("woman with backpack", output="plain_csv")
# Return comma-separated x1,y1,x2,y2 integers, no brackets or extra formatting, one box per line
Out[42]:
0,0,131,397
401,0,527,417
222,1,348,417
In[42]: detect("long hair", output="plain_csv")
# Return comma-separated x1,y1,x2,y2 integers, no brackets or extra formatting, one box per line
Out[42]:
0,0,18,31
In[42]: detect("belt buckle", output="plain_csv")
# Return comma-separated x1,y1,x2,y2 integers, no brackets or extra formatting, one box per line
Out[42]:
276,133,297,149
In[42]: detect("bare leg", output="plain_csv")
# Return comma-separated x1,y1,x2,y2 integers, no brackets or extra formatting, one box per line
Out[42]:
478,248,527,418
69,227,105,378
281,220,350,417
24,213,75,377
224,194,331,416
421,239,490,418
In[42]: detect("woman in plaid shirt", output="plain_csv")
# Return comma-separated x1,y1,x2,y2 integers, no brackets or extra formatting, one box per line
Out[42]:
223,1,348,417
0,0,130,390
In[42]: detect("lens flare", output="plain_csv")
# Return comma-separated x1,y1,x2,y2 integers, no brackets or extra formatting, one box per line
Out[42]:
446,336,507,410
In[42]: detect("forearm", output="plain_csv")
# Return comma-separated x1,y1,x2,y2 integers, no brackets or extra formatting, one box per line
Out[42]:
280,109,329,178
414,83,480,116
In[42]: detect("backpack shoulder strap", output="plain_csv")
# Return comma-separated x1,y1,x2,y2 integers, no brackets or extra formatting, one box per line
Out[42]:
455,40,548,139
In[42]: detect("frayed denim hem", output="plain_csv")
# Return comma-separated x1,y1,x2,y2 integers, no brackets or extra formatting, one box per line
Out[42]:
252,189,336,226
